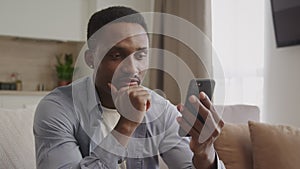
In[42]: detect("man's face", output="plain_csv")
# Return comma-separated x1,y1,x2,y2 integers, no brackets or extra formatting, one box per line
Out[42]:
94,22,149,94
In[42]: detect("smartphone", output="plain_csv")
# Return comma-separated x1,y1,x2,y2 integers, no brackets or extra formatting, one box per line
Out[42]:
178,78,215,137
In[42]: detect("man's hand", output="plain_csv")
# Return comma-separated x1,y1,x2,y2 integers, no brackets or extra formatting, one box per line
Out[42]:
109,83,151,146
176,92,224,169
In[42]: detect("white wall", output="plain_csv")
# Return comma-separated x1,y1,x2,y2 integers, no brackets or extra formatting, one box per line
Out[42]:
94,0,155,36
264,0,300,127
95,0,154,12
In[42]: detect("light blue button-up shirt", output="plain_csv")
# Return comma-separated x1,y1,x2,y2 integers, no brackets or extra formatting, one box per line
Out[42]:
34,76,225,169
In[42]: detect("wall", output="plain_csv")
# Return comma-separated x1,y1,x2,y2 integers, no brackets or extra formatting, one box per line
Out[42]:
95,0,154,12
0,36,83,91
264,0,300,127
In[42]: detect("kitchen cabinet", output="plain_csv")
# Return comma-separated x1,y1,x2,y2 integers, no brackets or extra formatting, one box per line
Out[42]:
0,0,90,42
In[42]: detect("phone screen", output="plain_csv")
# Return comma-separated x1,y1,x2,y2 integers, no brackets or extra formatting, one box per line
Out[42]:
178,79,215,137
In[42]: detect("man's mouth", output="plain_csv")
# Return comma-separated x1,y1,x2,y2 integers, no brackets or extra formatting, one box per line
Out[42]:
128,77,141,85
113,76,141,88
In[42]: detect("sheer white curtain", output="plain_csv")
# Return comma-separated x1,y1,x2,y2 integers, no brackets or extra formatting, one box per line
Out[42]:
212,0,265,109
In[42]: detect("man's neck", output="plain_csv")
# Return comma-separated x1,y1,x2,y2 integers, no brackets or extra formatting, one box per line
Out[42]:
97,87,116,109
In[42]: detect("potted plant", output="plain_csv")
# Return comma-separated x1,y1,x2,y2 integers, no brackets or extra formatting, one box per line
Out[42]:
55,53,74,86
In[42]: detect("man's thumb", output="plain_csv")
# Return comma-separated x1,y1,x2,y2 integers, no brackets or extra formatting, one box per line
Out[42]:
108,83,117,94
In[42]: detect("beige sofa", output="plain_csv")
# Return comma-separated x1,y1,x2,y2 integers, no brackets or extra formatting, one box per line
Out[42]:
0,106,36,169
1,105,299,169
214,105,300,169
215,121,300,169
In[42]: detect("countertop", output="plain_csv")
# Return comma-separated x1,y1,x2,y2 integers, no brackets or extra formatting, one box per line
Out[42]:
0,90,50,96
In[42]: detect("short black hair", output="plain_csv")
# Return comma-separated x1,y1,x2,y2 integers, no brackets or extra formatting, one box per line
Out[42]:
87,6,148,48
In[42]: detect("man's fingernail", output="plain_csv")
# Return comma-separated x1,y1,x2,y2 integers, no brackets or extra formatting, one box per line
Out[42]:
177,105,183,112
189,95,197,103
200,92,206,100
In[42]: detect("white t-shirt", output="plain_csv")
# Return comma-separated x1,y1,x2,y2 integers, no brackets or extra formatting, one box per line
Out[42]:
100,106,126,169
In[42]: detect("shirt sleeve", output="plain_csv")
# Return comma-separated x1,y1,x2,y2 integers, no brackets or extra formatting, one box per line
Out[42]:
191,153,226,169
216,154,226,169
34,99,127,169
158,102,193,169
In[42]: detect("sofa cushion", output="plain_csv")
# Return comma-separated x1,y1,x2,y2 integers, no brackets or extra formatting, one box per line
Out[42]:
0,106,36,169
214,123,253,169
249,121,300,169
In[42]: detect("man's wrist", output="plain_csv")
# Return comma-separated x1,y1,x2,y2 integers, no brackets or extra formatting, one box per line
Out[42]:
113,117,139,146
192,146,216,169
115,117,138,135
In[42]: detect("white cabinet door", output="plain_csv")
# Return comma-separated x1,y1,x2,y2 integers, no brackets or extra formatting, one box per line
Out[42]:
0,0,89,41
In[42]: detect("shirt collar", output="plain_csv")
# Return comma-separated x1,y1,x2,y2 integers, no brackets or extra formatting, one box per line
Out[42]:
85,76,102,114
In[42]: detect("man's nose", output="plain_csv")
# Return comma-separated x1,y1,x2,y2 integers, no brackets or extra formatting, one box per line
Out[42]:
121,55,138,74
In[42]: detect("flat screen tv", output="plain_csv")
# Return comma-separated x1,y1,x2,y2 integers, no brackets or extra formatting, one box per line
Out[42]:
271,0,300,47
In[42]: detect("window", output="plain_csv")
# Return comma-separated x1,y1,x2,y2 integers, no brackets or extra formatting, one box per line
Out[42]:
212,0,265,109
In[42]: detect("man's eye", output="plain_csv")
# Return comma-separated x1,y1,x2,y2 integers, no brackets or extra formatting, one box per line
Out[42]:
134,50,148,60
109,53,122,59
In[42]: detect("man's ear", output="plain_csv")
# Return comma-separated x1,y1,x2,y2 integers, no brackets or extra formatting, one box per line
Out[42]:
84,49,94,69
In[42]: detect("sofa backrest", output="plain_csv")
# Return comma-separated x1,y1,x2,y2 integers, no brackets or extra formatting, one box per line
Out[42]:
0,103,259,169
0,106,37,169
216,104,260,124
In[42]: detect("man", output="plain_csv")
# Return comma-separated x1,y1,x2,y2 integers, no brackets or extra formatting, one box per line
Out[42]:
34,6,225,169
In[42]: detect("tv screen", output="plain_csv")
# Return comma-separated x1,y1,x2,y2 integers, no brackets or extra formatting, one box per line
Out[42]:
271,0,300,47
